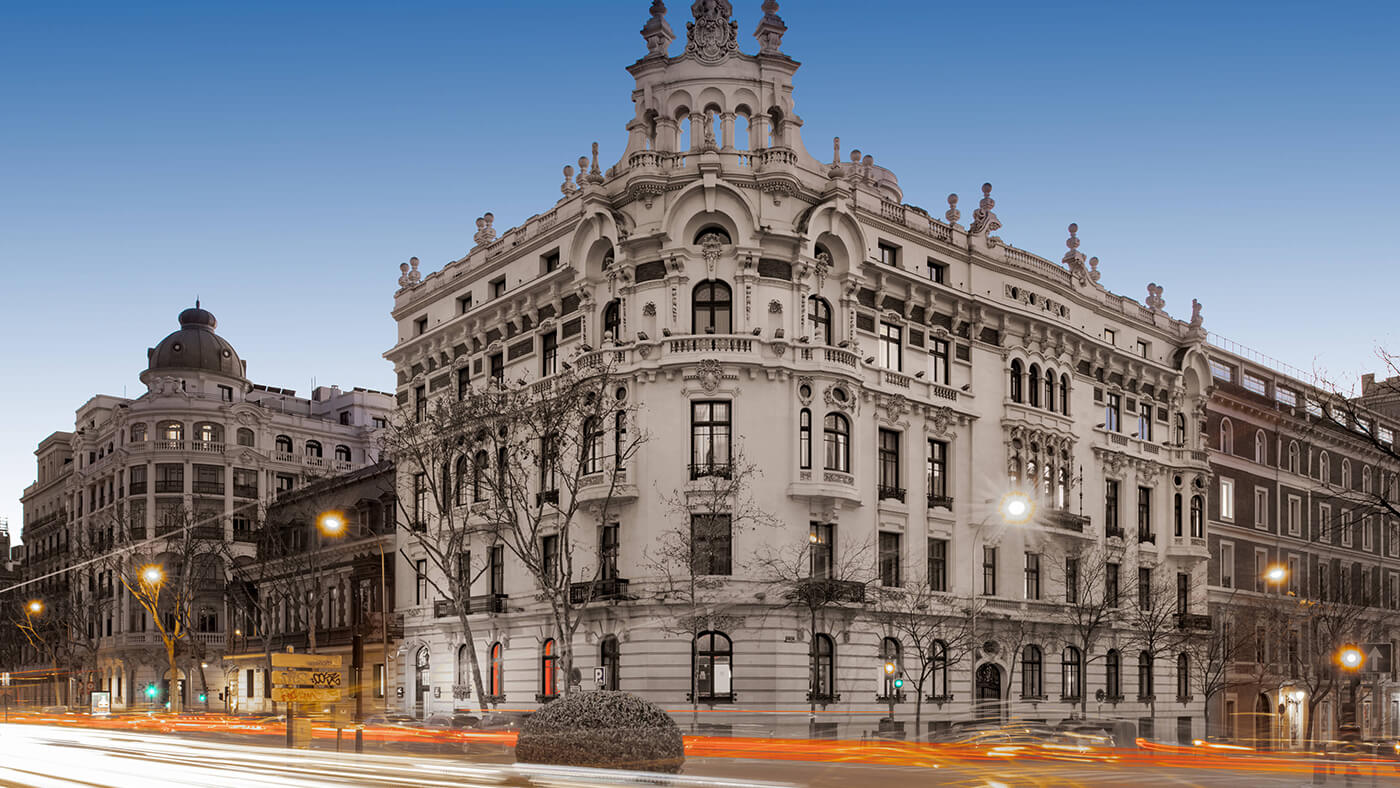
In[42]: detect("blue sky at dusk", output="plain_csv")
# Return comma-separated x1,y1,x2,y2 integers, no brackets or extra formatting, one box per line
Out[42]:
2,0,1396,541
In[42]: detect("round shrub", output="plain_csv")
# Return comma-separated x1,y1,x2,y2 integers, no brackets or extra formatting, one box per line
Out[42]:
514,691,685,773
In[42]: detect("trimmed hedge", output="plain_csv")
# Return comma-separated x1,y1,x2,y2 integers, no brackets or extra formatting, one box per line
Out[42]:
514,691,685,773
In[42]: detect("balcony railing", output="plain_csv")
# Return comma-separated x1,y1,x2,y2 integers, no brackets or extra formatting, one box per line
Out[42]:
535,489,559,507
191,441,224,453
878,485,906,503
689,462,732,480
1138,530,1156,544
192,481,225,495
233,484,258,499
468,593,508,614
1175,613,1213,631
1047,510,1090,532
433,599,454,618
154,480,183,493
786,578,866,605
569,577,629,604
806,691,841,704
926,494,953,510
1106,526,1125,540
153,440,184,451
129,481,147,495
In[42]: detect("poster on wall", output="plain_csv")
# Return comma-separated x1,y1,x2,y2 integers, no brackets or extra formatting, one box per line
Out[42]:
90,691,111,716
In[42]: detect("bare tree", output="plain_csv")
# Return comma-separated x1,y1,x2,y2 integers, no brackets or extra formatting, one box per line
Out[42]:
1048,543,1126,719
645,449,776,728
871,581,979,734
384,354,643,710
1121,567,1195,731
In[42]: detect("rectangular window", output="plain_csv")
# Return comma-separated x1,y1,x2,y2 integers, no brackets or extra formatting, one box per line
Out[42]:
457,368,470,401
928,538,948,592
927,259,946,283
1177,572,1189,614
878,241,899,267
541,331,558,377
1105,393,1121,432
374,664,385,698
1065,556,1080,604
690,401,732,477
1137,402,1153,441
878,429,901,498
543,251,560,273
1137,486,1152,541
1138,566,1152,610
1363,515,1375,552
929,338,950,384
926,439,949,503
1276,387,1297,407
219,385,233,402
458,293,473,313
1319,504,1331,543
982,546,997,596
1105,479,1121,536
155,462,183,493
1220,541,1235,588
415,559,428,605
415,316,428,335
810,523,834,580
1210,359,1233,382
691,514,733,575
1106,562,1120,606
414,385,427,422
1136,339,1150,358
412,473,427,529
1342,511,1353,547
1287,555,1300,596
1242,373,1268,396
1287,495,1302,537
600,523,619,580
491,278,506,298
1254,549,1268,593
489,545,504,595
541,534,559,581
878,532,902,587
1104,328,1117,345
489,353,504,383
879,322,903,371
1024,552,1041,600
276,474,295,493
1220,478,1235,521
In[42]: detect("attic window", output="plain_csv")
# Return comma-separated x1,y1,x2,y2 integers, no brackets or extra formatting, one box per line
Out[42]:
694,226,731,245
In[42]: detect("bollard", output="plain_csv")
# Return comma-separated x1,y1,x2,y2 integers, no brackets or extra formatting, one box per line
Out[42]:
355,727,363,753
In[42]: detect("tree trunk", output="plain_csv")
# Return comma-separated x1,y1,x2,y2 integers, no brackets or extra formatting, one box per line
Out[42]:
455,612,491,715
167,642,181,714
196,658,210,711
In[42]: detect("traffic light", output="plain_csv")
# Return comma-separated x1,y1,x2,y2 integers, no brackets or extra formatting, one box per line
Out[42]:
198,693,207,703
893,678,904,689
883,661,896,675
145,684,157,699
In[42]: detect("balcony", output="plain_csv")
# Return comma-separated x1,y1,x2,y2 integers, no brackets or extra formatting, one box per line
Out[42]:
1175,613,1213,631
569,577,629,605
786,578,866,605
1137,530,1156,544
1047,510,1090,533
689,462,732,480
154,480,183,493
190,525,223,540
468,593,508,614
191,441,224,454
273,451,297,463
926,494,953,510
129,481,147,495
806,692,841,704
878,485,906,503
535,489,559,507
192,481,225,495
1106,526,1125,540
233,484,258,499
433,599,454,618
153,440,184,451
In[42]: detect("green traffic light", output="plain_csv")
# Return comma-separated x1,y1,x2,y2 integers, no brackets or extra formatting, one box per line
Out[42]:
893,678,904,689
198,693,206,702
145,684,157,698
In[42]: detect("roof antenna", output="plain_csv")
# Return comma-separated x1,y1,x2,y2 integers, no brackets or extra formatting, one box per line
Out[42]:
196,295,200,309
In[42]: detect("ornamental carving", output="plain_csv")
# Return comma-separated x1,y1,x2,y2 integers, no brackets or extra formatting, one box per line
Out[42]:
685,0,738,65
698,231,725,278
768,299,783,314
796,376,814,405
874,393,911,428
925,405,956,436
642,301,657,317
695,359,723,393
823,384,856,415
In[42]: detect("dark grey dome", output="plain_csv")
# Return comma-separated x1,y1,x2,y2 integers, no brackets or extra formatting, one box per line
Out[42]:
145,304,245,379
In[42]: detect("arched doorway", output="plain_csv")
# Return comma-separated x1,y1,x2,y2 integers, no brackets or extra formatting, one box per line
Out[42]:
975,663,1002,721
415,647,430,717
1255,693,1272,750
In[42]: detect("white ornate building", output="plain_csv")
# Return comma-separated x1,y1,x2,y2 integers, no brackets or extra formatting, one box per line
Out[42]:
15,304,391,710
386,2,1217,740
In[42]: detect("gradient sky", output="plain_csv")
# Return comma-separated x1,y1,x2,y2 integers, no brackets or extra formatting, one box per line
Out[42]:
2,1,1397,543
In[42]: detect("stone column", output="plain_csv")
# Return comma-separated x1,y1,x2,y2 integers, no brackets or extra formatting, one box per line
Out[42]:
750,114,769,150
655,116,680,152
720,112,735,150
688,112,705,152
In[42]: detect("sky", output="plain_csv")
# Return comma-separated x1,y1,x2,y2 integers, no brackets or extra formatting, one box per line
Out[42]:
2,0,1397,543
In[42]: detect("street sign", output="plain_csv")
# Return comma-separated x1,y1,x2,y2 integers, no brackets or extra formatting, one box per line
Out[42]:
271,670,343,689
271,687,342,703
90,691,111,716
271,654,342,670
1,672,9,687
1362,643,1393,674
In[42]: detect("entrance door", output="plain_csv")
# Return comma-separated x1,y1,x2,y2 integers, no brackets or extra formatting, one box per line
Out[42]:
1255,693,1272,750
415,647,430,717
975,663,1002,721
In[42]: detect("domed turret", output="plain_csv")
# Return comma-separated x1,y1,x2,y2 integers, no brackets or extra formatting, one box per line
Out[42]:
141,302,246,382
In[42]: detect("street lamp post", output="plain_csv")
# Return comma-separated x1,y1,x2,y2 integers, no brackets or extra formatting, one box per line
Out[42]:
318,511,390,722
968,491,1034,720
19,600,61,707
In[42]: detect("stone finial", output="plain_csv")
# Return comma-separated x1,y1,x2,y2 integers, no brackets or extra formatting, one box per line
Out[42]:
576,156,588,187
398,262,411,288
968,182,1001,236
398,257,422,288
561,164,577,196
1088,256,1100,283
686,0,738,64
832,136,840,165
753,0,787,55
945,193,961,225
849,149,861,164
474,215,497,245
640,0,675,57
1191,298,1203,327
1062,222,1085,265
1146,283,1165,311
587,142,604,183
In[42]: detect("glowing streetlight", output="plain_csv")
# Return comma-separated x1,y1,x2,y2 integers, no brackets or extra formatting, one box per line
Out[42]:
317,511,346,537
883,661,896,676
26,600,43,615
998,491,1035,525
140,565,165,586
1338,646,1365,671
1291,689,1306,702
1264,565,1287,584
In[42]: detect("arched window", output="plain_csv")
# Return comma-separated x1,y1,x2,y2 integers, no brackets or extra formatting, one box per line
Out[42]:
880,637,902,697
334,445,351,462
305,440,322,458
811,633,835,699
600,635,620,691
1105,649,1121,699
540,639,558,699
798,408,812,470
1318,451,1331,484
694,226,732,245
1028,364,1041,407
1342,459,1352,490
194,422,222,444
415,647,430,709
808,296,832,345
582,417,603,475
275,435,293,454
930,639,950,698
1060,374,1070,416
1363,466,1373,494
130,423,147,443
693,631,733,701
197,607,218,633
236,428,255,447
602,299,621,341
471,450,490,501
1138,651,1154,698
1177,652,1190,700
1044,369,1056,412
488,642,503,697
1218,418,1233,454
457,644,471,687
1190,494,1204,538
1062,646,1082,700
1021,645,1043,698
1287,441,1300,474
455,455,470,505
159,421,184,442
1174,492,1184,537
1009,360,1024,403
1254,430,1267,465
1174,413,1186,445
823,413,850,472
692,281,733,334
